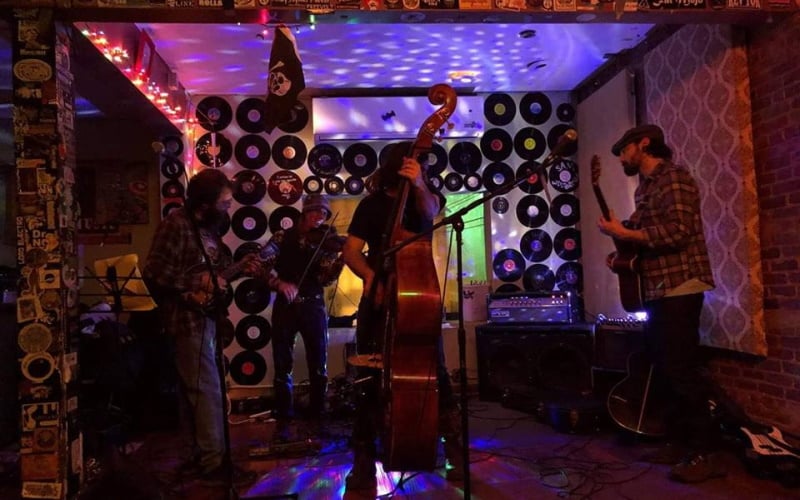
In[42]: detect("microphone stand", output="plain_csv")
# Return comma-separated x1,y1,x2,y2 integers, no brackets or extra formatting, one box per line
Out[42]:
384,159,559,500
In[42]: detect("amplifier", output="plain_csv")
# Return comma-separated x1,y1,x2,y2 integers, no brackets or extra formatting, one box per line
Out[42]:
487,291,573,324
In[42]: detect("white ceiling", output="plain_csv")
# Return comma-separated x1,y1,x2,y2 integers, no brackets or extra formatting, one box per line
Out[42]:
139,22,654,96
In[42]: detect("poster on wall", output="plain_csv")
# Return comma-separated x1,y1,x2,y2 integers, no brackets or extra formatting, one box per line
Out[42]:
76,160,149,228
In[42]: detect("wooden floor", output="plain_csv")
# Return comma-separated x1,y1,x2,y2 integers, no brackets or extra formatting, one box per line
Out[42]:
26,396,793,500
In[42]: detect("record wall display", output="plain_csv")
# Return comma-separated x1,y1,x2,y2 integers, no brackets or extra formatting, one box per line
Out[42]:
514,127,547,160
464,173,482,191
422,143,448,176
554,228,581,261
234,134,270,169
234,241,263,263
523,264,556,293
218,318,235,348
494,283,522,294
304,176,323,194
232,170,266,205
492,248,525,282
272,135,307,170
484,93,516,126
161,156,185,179
267,170,303,205
308,143,343,178
269,206,300,233
492,196,509,214
519,92,552,125
161,180,184,199
444,172,464,192
550,194,580,227
429,175,444,192
449,142,482,174
163,135,184,156
556,103,575,122
343,143,378,178
547,124,578,157
235,315,272,350
549,159,578,193
515,162,544,194
324,176,344,195
277,101,309,133
556,262,583,292
520,229,553,262
516,194,549,228
234,278,271,314
196,132,233,168
229,350,267,386
345,176,365,195
231,206,268,241
236,98,267,133
480,128,513,162
483,162,515,192
196,96,233,131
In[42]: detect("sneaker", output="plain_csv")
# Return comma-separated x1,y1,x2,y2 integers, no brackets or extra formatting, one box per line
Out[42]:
669,453,727,483
199,464,258,488
640,442,689,465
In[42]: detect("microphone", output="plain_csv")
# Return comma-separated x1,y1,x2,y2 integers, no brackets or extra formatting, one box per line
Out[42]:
540,129,577,169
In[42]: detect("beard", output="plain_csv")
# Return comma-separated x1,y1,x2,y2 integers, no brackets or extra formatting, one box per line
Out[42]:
623,162,639,177
198,207,227,230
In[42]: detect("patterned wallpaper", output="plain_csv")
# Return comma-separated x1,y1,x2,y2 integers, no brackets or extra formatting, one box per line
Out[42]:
642,24,766,355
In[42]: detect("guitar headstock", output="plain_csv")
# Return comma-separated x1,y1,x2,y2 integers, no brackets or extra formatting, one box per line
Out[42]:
590,154,602,186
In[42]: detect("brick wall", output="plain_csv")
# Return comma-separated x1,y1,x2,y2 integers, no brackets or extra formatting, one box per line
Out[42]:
710,13,800,435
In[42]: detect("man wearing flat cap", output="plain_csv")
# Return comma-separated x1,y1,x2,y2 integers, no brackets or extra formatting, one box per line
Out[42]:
597,124,722,484
259,193,344,441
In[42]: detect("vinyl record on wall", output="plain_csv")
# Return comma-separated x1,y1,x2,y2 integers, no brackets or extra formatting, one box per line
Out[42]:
161,180,185,199
492,196,509,214
235,315,272,351
554,228,581,261
549,159,578,193
234,242,263,263
218,317,235,348
345,176,365,195
448,142,482,174
515,162,545,194
556,102,575,122
229,351,267,386
519,92,552,125
196,132,233,168
324,176,345,195
269,206,300,233
484,93,516,126
547,124,578,158
232,170,267,205
444,172,464,192
271,135,307,170
234,134,270,170
163,136,184,156
196,96,233,131
422,143,448,176
556,262,583,293
520,229,553,263
514,127,547,161
550,194,580,227
304,176,323,194
515,194,549,228
523,264,556,293
464,173,482,191
308,144,343,178
231,206,268,241
267,170,303,205
428,175,444,192
492,248,525,282
343,143,378,178
277,101,309,133
483,162,515,192
236,98,267,133
234,278,271,314
160,157,185,180
480,128,513,162
494,283,522,294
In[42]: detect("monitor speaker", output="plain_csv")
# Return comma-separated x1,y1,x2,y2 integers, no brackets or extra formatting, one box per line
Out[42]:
476,323,594,402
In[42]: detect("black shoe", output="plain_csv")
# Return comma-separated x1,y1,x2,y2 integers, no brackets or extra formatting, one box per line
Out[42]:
199,464,258,488
640,442,689,465
669,453,727,483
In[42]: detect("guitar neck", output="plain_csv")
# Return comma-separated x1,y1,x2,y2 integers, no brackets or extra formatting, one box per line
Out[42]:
592,183,612,221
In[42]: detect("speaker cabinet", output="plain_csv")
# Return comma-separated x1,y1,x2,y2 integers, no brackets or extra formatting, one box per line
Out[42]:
593,323,645,371
476,323,594,402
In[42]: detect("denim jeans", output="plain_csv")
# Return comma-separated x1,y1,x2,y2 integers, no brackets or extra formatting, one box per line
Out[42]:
173,317,224,473
271,297,329,419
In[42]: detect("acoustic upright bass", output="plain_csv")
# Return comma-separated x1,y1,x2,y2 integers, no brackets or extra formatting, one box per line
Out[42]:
590,155,643,312
379,84,457,471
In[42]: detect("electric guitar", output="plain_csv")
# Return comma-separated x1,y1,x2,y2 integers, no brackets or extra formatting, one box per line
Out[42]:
590,155,644,312
737,423,800,488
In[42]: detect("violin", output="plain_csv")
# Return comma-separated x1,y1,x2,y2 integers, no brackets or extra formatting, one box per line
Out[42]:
304,224,346,253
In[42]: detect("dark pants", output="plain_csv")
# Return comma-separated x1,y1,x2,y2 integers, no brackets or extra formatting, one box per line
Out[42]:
271,296,329,419
644,293,717,452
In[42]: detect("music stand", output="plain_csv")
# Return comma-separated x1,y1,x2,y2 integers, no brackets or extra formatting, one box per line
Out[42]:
90,254,157,314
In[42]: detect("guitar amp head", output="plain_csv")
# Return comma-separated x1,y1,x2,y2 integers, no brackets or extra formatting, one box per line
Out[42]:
487,291,574,324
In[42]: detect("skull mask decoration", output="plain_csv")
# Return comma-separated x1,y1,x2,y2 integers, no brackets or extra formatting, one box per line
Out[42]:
269,62,292,97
